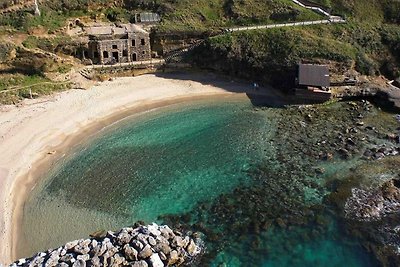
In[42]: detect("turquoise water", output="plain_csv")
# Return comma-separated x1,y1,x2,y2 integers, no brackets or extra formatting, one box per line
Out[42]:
19,96,379,266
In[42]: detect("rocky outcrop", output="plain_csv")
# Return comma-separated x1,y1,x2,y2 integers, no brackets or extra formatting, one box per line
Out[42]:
344,179,400,221
333,80,400,112
10,223,202,267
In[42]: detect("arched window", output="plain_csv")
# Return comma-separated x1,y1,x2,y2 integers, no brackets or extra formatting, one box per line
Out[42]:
103,51,109,58
132,53,137,61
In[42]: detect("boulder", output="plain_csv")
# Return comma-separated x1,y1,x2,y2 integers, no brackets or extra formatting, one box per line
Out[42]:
90,256,101,266
187,240,198,256
153,242,171,255
72,259,86,267
172,236,189,248
131,260,148,267
149,253,164,267
131,240,144,250
111,253,127,266
138,245,153,259
117,230,132,245
124,245,138,261
76,254,90,262
159,226,173,239
65,240,79,250
168,250,179,266
60,253,75,263
148,223,162,237
148,236,156,246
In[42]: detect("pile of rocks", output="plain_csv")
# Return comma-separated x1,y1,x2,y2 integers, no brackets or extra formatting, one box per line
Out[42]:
363,145,400,160
10,223,202,267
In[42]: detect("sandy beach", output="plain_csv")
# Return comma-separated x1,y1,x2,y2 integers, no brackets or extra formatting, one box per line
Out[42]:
0,72,280,264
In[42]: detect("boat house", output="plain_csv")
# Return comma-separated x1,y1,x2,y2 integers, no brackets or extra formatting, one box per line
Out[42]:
294,64,332,102
297,64,330,89
86,24,151,65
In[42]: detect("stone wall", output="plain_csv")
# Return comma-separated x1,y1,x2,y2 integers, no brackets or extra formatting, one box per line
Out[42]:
88,32,151,65
10,223,202,267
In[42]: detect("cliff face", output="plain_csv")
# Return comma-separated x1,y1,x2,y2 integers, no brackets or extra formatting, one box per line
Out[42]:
10,224,202,267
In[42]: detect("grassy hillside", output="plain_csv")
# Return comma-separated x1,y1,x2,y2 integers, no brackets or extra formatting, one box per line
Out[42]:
0,0,399,103
0,0,323,33
187,0,400,87
192,26,358,88
156,0,322,32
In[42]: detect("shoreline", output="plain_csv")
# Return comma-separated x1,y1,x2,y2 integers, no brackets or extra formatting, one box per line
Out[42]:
13,94,246,260
0,72,273,264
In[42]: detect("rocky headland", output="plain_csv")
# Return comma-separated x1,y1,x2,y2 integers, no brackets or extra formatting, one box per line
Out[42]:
9,223,202,267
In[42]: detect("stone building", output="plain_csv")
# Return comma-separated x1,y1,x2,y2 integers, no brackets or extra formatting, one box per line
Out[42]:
85,24,151,65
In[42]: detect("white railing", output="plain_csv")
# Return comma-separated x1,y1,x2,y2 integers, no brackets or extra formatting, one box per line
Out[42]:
292,0,331,17
225,0,345,32
226,18,344,32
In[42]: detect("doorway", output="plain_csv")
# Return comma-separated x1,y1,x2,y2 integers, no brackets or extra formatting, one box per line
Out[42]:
132,53,137,61
112,52,119,62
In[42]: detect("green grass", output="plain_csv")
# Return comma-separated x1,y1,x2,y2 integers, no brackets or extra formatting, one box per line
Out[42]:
0,74,50,91
22,35,73,51
0,74,71,104
156,0,324,33
190,21,398,86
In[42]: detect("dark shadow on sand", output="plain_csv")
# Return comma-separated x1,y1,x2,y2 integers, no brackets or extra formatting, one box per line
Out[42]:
154,71,290,108
154,71,336,108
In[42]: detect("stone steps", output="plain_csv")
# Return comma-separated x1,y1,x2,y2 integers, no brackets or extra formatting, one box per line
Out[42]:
165,40,205,63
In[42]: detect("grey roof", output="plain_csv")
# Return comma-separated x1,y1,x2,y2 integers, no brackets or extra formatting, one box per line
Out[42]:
86,24,147,36
298,64,330,87
138,13,160,22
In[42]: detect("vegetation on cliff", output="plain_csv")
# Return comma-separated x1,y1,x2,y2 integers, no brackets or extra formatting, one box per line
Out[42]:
189,1,400,87
0,0,399,102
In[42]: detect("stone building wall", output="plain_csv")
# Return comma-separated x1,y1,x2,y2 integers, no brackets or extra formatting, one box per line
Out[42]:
88,32,151,65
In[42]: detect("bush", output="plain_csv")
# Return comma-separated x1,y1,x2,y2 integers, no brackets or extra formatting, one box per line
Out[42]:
355,51,379,75
0,42,15,63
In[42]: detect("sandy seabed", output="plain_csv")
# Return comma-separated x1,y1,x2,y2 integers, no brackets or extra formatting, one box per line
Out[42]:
0,72,275,264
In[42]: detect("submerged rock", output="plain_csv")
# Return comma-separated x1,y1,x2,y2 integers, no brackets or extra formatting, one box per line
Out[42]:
344,179,400,221
11,224,202,267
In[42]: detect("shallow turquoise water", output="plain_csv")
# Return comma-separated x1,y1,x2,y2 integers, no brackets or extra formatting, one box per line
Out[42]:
19,96,378,266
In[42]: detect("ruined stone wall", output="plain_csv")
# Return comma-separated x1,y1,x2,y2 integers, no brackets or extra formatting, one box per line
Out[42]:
88,32,151,65
10,224,202,267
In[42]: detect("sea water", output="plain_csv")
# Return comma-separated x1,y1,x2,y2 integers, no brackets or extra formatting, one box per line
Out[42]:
18,96,378,266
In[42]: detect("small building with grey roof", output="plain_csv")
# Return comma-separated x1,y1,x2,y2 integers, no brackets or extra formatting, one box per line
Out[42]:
294,63,331,103
134,13,161,24
297,64,330,89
